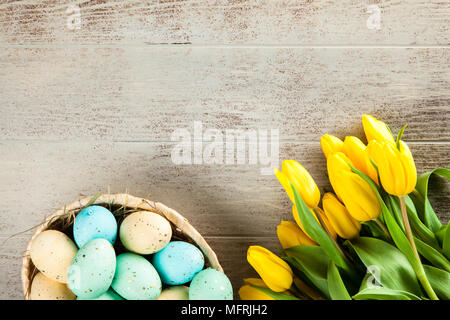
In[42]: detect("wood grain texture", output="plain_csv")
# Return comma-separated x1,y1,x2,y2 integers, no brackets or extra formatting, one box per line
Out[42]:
0,235,276,299
0,0,449,45
0,0,449,301
0,47,448,142
0,141,448,238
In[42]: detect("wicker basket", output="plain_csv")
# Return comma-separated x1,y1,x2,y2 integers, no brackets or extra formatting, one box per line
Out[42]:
21,193,223,299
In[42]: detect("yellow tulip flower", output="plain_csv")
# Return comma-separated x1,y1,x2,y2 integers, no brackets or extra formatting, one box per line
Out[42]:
320,134,344,158
342,136,378,184
247,246,293,292
368,140,417,196
292,205,337,240
239,278,275,300
327,152,381,221
274,160,320,208
277,221,317,248
362,114,395,143
322,193,361,239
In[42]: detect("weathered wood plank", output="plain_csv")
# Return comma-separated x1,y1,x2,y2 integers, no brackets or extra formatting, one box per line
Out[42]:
0,47,448,142
0,1,448,45
0,235,276,299
0,141,448,238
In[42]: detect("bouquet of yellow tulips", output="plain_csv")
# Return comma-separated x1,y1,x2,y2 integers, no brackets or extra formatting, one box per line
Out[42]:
240,115,450,300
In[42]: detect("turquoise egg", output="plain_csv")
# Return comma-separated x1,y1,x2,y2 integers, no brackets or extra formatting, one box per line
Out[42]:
111,253,162,300
153,241,204,285
189,268,233,300
68,239,116,299
78,289,123,300
73,205,117,248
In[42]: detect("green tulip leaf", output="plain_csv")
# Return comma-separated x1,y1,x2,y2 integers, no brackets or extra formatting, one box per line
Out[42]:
249,284,300,300
327,261,351,300
414,237,450,272
285,246,330,280
350,165,427,294
348,237,423,296
362,221,390,242
423,265,450,300
353,287,421,300
284,256,330,299
415,168,449,232
291,183,353,276
443,224,450,260
403,195,440,249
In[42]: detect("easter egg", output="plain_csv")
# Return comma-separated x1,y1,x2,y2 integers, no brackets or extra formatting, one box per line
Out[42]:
73,205,117,248
30,272,76,300
189,268,233,300
111,253,162,300
30,230,78,283
153,241,204,285
119,211,172,254
67,238,116,299
78,289,123,300
158,286,189,300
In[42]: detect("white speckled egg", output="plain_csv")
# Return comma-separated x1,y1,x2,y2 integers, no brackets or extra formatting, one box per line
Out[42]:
30,230,78,283
67,238,116,299
157,286,189,300
30,272,76,300
77,289,123,300
119,211,172,254
111,252,162,300
189,268,233,300
153,241,204,285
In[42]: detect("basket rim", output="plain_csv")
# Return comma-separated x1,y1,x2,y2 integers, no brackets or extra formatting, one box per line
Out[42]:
21,193,223,299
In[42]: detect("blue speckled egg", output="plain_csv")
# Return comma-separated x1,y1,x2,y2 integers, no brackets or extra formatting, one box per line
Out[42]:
67,238,116,299
111,253,162,300
78,289,123,300
189,268,233,300
73,205,117,248
153,241,204,285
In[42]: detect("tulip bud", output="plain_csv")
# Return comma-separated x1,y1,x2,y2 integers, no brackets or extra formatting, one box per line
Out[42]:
342,136,378,184
362,114,395,143
320,134,344,158
277,221,317,248
327,152,381,221
247,246,293,292
239,278,275,300
274,160,320,208
292,205,337,240
322,193,361,239
368,140,417,196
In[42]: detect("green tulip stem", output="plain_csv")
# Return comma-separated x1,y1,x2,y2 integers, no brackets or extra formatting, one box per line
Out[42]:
399,196,438,300
374,218,392,241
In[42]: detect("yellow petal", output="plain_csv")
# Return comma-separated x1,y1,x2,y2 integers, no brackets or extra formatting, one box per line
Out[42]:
238,285,275,300
277,220,316,248
320,134,344,158
322,193,361,239
247,246,293,292
282,160,320,208
362,114,395,143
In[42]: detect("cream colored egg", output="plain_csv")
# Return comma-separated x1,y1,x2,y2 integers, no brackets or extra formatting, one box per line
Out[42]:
30,272,76,300
119,211,172,254
158,286,189,300
30,230,78,283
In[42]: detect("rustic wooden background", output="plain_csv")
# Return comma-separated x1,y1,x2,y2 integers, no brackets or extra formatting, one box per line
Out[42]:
0,0,449,299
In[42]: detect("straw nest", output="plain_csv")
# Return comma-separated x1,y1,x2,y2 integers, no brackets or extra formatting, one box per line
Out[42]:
21,193,222,299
